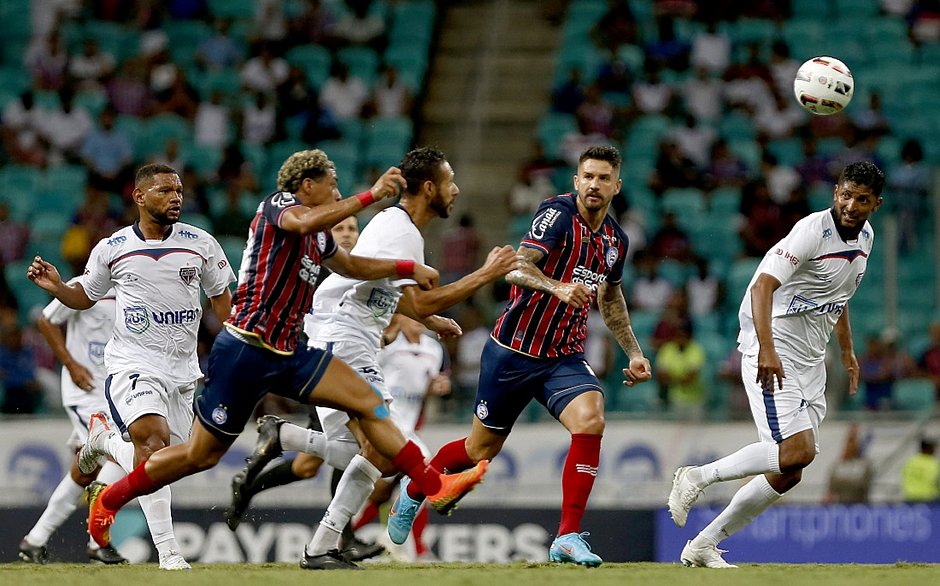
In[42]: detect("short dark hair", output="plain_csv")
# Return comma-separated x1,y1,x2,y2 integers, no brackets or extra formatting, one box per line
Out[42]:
135,163,179,186
579,145,622,171
400,146,447,196
838,161,885,196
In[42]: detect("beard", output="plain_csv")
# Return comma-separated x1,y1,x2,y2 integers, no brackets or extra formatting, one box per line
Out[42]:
150,208,179,226
430,197,451,218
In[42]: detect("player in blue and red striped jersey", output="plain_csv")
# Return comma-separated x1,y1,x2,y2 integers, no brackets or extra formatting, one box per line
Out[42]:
39,149,490,567
387,145,653,566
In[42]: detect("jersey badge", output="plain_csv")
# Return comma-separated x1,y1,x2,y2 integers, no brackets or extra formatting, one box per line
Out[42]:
177,230,198,240
179,266,198,285
606,246,618,267
124,306,150,334
367,287,397,317
271,192,297,208
88,342,106,366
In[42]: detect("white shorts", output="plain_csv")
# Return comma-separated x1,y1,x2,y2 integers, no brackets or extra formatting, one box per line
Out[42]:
105,369,195,445
742,352,827,453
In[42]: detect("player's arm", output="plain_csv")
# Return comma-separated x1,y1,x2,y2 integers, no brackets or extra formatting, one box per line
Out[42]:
507,246,592,308
279,168,406,235
834,306,859,395
395,296,462,337
396,245,521,318
208,288,233,323
26,256,95,309
36,314,95,392
597,280,652,387
750,272,785,391
322,248,439,290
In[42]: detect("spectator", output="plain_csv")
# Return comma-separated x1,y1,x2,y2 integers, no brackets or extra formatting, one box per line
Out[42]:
767,40,800,99
631,250,674,313
738,179,783,257
152,68,200,121
24,32,69,91
150,137,187,173
69,38,116,93
851,91,891,138
40,88,93,163
590,0,637,52
241,91,278,145
754,90,806,140
669,113,717,169
901,438,940,502
644,15,690,72
655,319,706,418
211,182,253,238
105,60,152,118
717,347,750,419
0,203,30,266
825,423,874,504
216,142,259,195
859,328,916,411
440,214,482,285
551,67,585,114
686,257,721,317
918,320,940,398
703,139,749,189
795,137,834,188
651,289,692,352
0,90,47,166
649,211,693,263
689,19,730,74
682,67,724,123
240,41,289,94
760,152,801,205
0,325,44,414
370,64,413,118
196,18,244,71
79,107,134,196
319,61,369,121
576,83,615,138
194,90,231,148
452,303,489,411
333,0,388,50
632,65,672,115
560,113,613,167
288,0,339,47
254,0,288,47
889,138,932,254
648,138,700,195
507,165,556,219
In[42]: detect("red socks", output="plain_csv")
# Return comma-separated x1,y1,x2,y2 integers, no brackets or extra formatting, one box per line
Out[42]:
392,440,442,497
354,501,380,531
558,434,601,536
413,506,429,556
407,437,474,500
101,460,159,510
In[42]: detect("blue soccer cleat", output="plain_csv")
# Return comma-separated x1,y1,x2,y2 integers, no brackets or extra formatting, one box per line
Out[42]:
549,532,602,567
387,477,421,545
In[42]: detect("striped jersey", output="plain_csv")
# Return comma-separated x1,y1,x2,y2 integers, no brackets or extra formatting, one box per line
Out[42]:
82,222,235,384
493,193,628,358
737,209,875,366
227,191,338,353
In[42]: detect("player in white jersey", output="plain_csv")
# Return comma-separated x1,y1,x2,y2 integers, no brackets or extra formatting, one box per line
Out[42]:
244,147,521,569
18,277,127,565
667,161,885,568
26,163,236,570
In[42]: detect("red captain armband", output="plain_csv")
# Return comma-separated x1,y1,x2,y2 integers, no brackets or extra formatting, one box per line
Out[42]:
356,191,375,207
395,260,415,277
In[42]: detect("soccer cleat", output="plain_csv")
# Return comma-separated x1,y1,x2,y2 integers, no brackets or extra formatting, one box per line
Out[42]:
668,466,703,528
87,543,127,564
84,480,116,547
158,550,191,570
549,532,603,567
341,536,385,562
18,538,48,564
224,469,253,531
78,413,114,474
299,548,362,570
427,459,489,515
680,540,738,569
387,477,421,545
240,415,285,489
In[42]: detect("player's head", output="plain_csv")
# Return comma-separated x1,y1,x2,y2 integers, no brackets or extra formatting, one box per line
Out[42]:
574,146,622,213
832,161,884,232
400,146,458,219
133,163,183,226
331,215,359,251
277,149,339,206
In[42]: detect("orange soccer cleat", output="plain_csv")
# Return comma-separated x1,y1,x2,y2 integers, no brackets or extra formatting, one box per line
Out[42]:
427,459,489,515
84,481,117,547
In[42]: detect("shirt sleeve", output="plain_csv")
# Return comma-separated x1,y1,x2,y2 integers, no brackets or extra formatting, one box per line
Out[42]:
520,199,569,257
202,235,237,297
81,239,113,302
265,192,301,228
606,234,629,285
318,229,338,261
757,218,820,285
41,295,77,325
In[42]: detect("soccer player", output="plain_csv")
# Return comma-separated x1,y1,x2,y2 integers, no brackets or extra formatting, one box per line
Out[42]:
26,163,236,570
667,161,884,568
18,278,126,565
35,150,486,569
387,145,653,567
250,146,520,569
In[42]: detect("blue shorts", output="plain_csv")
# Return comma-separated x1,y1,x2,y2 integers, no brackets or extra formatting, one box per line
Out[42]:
473,337,603,434
195,329,332,441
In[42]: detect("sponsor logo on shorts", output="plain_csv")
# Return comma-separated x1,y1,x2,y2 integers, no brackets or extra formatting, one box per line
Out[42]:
124,306,150,334
367,287,397,317
125,390,153,405
212,407,228,425
475,401,489,420
179,266,198,284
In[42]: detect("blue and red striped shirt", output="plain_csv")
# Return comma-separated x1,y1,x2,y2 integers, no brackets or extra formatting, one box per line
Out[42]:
493,193,628,358
227,192,337,354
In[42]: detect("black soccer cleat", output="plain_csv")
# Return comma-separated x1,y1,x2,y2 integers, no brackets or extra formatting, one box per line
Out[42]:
299,548,362,570
87,543,128,564
241,415,285,489
341,537,385,562
224,469,252,531
18,538,48,564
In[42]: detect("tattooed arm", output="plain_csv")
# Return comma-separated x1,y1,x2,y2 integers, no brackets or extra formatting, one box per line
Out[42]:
597,279,652,387
506,246,592,308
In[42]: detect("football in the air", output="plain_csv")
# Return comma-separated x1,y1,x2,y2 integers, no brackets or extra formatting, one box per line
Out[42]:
793,56,854,115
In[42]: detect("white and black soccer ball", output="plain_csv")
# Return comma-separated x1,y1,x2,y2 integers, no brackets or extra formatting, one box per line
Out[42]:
793,56,854,115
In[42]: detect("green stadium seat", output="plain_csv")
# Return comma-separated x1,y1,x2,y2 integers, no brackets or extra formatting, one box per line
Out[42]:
365,116,413,152
219,235,247,273
537,113,578,157
834,0,880,18
337,46,379,85
4,259,52,324
285,45,332,89
893,378,936,412
208,0,255,20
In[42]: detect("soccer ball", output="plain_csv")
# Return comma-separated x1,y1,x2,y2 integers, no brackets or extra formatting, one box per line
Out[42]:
793,56,854,115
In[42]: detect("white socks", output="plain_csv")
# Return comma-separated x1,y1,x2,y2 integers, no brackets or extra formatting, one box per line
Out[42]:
140,485,181,557
307,454,382,555
104,433,136,472
279,422,327,458
25,474,84,546
696,474,782,547
691,442,781,487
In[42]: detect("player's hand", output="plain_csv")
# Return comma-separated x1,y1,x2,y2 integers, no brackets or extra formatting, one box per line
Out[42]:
429,374,452,396
412,262,439,290
553,282,592,308
756,346,785,393
482,245,525,280
842,350,859,395
425,315,462,338
623,356,652,387
67,362,95,392
370,167,407,201
26,256,63,292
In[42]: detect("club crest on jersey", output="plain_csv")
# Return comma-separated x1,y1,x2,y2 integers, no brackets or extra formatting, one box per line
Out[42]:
606,246,618,267
88,341,106,366
530,208,561,240
179,266,198,285
124,306,150,334
367,287,397,317
317,232,328,252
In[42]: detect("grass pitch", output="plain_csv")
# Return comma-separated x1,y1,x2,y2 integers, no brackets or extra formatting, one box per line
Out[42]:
2,562,939,586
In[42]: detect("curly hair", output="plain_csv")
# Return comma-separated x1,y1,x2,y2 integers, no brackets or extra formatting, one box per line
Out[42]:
399,146,447,196
839,161,885,196
135,163,179,187
276,149,334,193
579,145,622,171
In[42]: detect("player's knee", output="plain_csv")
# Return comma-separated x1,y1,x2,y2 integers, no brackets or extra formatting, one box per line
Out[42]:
292,456,324,478
779,445,815,472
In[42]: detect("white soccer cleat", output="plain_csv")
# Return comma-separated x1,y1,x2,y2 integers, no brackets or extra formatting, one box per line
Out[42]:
668,465,703,528
158,550,191,570
78,413,115,474
680,540,738,569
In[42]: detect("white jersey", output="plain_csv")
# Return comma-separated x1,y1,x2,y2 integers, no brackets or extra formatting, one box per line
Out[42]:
305,206,423,348
378,332,445,433
82,222,235,384
737,209,875,366
42,276,115,408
